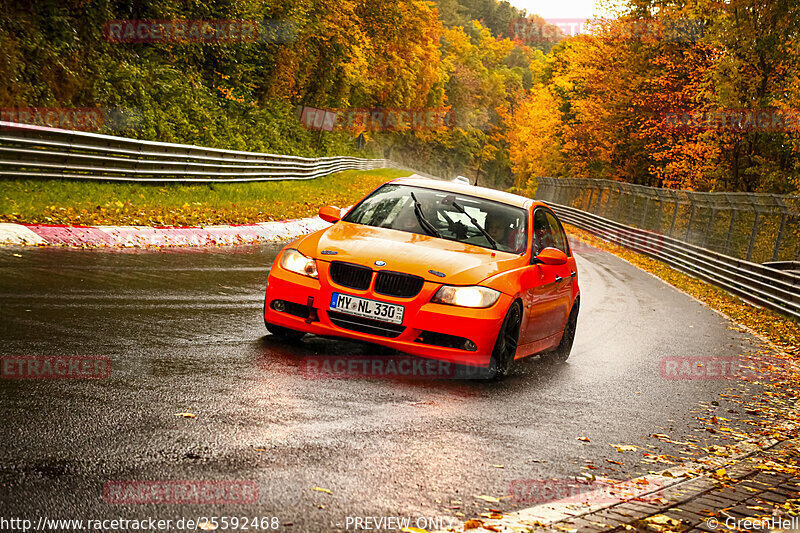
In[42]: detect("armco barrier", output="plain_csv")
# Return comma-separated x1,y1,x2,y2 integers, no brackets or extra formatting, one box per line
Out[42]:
0,121,388,182
548,202,800,321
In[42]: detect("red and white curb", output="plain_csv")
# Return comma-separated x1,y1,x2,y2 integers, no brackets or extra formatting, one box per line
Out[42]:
0,217,330,248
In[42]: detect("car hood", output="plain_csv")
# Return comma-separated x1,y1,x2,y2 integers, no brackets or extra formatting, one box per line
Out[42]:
296,221,524,285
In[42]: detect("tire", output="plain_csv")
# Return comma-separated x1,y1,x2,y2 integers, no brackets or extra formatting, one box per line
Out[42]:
548,301,579,363
486,302,522,380
265,320,306,342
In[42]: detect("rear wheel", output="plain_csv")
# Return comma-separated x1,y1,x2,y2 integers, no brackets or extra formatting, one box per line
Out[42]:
265,321,306,342
486,302,522,379
547,301,579,363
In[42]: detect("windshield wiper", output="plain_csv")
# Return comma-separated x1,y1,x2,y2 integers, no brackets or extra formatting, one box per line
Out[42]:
409,192,441,238
450,200,498,249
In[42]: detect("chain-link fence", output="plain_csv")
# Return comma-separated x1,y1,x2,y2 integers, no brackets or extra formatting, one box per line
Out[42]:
535,177,800,263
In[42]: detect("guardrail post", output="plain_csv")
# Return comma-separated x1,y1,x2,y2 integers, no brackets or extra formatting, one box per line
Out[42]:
723,210,736,255
703,207,716,249
773,212,787,261
627,188,637,225
552,179,562,204
606,183,621,218
772,196,789,262
684,202,696,241
654,194,664,233
668,191,679,237
746,211,760,261
593,185,603,213
615,186,626,221
640,194,650,229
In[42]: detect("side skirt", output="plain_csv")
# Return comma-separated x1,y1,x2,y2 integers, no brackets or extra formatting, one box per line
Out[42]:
515,332,563,359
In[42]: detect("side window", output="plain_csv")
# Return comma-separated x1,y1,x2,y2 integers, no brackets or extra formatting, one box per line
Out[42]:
544,211,569,254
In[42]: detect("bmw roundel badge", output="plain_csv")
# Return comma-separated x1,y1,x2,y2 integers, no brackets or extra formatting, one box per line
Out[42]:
374,260,386,267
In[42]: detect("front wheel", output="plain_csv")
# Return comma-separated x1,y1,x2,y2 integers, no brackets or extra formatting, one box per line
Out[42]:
486,302,522,380
265,321,306,342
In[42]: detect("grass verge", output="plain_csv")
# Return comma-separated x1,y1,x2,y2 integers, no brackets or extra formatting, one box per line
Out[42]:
565,223,799,357
0,168,409,227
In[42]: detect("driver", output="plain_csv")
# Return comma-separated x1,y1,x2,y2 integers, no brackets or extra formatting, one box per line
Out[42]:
392,202,421,232
485,212,510,245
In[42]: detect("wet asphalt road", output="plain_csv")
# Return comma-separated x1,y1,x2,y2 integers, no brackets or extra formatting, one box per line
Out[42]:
0,241,768,531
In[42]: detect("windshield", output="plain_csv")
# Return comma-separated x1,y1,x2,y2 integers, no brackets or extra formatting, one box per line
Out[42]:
343,184,528,254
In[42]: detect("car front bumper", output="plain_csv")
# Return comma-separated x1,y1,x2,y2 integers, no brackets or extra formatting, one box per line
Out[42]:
264,260,511,368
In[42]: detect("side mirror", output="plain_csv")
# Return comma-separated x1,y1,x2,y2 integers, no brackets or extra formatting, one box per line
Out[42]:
318,205,342,223
534,247,568,266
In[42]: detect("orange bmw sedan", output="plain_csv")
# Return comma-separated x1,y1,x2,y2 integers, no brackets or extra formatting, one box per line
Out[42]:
264,177,579,378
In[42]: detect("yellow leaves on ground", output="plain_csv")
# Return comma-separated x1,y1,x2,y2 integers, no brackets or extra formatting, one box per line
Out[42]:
175,412,196,418
611,444,638,453
634,514,683,532
312,487,333,494
474,495,501,503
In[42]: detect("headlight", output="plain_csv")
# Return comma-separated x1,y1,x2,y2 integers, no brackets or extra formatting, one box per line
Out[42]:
431,285,501,308
280,248,318,278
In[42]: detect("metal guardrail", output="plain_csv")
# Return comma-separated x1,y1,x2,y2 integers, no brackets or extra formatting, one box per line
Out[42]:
547,202,800,321
764,261,800,274
536,177,800,264
0,122,389,182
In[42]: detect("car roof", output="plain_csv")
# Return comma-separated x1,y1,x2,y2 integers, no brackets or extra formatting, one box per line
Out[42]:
390,176,538,209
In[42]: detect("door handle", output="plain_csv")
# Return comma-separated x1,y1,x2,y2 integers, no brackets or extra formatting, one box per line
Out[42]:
570,270,577,278
555,275,563,283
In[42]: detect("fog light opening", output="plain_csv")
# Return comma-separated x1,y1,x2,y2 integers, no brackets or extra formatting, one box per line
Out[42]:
463,340,477,351
272,300,286,312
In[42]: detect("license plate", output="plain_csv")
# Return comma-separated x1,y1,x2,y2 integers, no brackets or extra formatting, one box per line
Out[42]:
329,293,404,325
